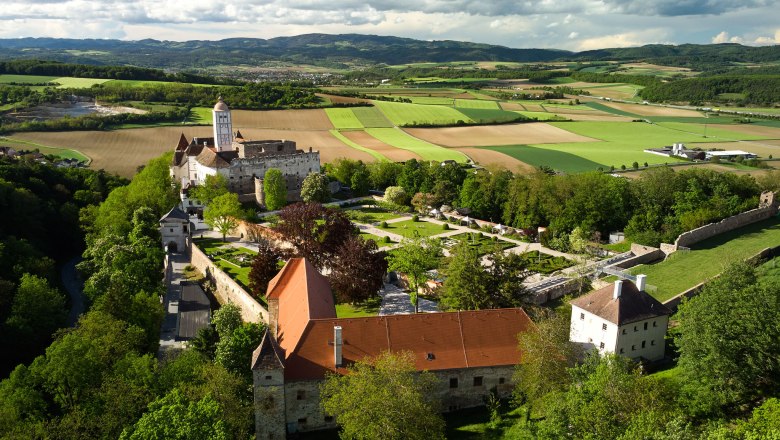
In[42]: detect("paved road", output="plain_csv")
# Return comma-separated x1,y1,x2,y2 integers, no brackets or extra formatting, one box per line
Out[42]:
60,256,85,327
158,252,190,358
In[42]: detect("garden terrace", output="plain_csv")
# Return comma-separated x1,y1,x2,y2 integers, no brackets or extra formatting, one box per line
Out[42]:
440,232,515,256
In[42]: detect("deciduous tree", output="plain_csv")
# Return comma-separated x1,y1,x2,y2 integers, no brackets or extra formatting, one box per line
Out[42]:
320,351,445,440
204,193,243,242
273,203,356,270
328,236,388,304
248,240,282,299
189,174,228,207
387,237,441,313
300,172,330,203
262,168,286,211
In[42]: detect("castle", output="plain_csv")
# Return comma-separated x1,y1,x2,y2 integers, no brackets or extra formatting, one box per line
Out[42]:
170,98,320,208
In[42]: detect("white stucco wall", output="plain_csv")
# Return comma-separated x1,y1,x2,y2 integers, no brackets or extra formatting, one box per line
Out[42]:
616,316,668,361
570,305,618,354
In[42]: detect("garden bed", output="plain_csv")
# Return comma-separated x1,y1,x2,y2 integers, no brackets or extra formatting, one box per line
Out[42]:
520,251,575,274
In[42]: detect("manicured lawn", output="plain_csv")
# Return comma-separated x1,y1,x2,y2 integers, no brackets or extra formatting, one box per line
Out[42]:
351,106,394,128
193,238,260,300
359,231,395,246
335,296,381,318
329,130,389,162
454,99,500,110
377,219,446,238
325,108,364,129
629,216,780,302
440,232,515,256
365,128,468,163
0,74,58,84
373,100,474,126
346,207,407,224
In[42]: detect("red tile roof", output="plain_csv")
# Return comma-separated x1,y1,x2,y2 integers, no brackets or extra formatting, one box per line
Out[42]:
570,281,672,325
264,258,534,381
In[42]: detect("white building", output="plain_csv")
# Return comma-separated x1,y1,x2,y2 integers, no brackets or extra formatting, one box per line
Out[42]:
170,98,321,207
159,206,191,253
569,276,671,362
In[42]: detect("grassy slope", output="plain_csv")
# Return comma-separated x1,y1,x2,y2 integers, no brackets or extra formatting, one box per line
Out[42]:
351,106,394,128
455,99,500,110
365,128,467,162
629,216,780,302
373,100,474,126
325,108,364,129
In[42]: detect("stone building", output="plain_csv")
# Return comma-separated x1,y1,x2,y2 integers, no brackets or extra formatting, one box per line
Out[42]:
251,258,534,439
170,98,320,207
569,277,671,362
159,206,191,253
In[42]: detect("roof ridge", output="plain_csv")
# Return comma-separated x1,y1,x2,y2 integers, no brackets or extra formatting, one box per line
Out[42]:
457,310,469,368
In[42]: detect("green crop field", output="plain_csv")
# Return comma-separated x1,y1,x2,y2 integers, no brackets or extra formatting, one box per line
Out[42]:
364,128,468,162
351,106,394,128
655,122,771,140
325,108,364,129
481,144,607,172
714,106,780,115
373,100,474,126
1,137,90,162
329,130,388,161
583,102,640,117
628,216,780,302
188,107,212,124
0,74,59,84
406,96,455,105
514,111,568,121
454,99,499,110
52,77,113,88
456,108,527,123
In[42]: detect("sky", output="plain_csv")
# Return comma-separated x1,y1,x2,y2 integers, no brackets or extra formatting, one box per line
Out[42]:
0,0,778,51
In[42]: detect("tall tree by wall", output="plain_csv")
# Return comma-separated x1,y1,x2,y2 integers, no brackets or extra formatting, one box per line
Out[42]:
262,168,286,211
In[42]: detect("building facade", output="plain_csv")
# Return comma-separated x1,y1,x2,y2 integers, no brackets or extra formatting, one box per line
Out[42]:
159,206,191,253
170,98,320,207
251,258,533,439
569,276,671,361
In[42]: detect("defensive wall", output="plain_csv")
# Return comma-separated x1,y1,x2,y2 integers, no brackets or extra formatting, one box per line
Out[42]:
190,243,268,324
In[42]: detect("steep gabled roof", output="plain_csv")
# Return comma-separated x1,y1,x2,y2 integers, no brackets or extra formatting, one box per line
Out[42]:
235,130,244,140
266,258,335,358
176,133,189,151
251,330,285,370
160,206,189,222
194,147,235,168
570,281,672,326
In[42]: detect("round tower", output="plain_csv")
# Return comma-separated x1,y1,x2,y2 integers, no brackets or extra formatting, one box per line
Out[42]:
212,96,233,152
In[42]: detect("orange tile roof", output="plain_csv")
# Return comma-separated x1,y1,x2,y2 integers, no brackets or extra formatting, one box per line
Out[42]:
570,281,672,325
264,258,534,381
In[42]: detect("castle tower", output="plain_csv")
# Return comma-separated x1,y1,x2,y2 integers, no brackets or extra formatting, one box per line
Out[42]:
212,97,233,152
252,331,287,440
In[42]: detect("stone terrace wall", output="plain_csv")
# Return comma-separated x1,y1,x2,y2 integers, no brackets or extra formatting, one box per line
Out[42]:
191,243,268,324
612,244,666,269
674,194,778,249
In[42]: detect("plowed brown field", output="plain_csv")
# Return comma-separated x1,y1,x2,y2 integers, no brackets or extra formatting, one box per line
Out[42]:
453,147,534,172
231,109,333,130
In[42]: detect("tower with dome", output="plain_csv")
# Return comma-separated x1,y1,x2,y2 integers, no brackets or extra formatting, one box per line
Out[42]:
170,98,320,209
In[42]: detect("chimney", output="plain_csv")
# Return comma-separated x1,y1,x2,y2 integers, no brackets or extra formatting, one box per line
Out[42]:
334,326,343,368
636,274,647,292
613,280,623,300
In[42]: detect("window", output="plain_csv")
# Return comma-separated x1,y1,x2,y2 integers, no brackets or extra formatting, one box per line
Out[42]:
653,320,657,327
182,226,187,232
622,328,626,335
651,340,656,346
602,323,607,331
296,390,305,400
449,378,458,388
265,375,272,380
599,342,605,349
473,376,483,386
632,345,636,351
580,313,585,320
619,348,624,354
642,341,646,348
324,416,334,423
297,418,307,425
169,228,174,232
634,325,638,332
644,322,648,330
499,378,505,385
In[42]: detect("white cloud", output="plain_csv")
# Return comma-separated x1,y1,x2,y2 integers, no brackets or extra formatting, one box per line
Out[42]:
574,29,671,51
568,31,579,39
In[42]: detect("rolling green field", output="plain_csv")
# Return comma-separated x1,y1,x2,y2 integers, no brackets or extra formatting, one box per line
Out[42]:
188,107,212,124
481,144,607,172
53,77,113,88
325,108,364,129
583,102,640,117
105,79,214,88
405,96,454,105
514,111,569,121
329,130,389,161
456,108,527,124
454,99,500,110
373,100,474,126
351,106,394,128
655,122,771,140
628,216,780,302
714,106,780,115
0,74,58,84
364,128,468,162
1,137,91,162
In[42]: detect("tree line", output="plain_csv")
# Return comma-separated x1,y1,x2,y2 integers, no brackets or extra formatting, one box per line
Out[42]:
639,75,780,106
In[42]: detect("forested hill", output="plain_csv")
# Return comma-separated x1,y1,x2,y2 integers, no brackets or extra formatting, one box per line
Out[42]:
1,34,777,70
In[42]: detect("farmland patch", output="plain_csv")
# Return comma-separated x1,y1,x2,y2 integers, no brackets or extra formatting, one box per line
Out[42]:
404,123,597,147
364,128,468,162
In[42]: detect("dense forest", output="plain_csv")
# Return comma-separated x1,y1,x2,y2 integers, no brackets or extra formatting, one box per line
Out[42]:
639,75,780,105
0,156,126,375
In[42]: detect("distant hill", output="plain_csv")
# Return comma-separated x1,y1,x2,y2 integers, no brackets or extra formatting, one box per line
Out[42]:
0,34,777,72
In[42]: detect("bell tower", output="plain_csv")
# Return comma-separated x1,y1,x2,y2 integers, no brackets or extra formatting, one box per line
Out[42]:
212,96,233,152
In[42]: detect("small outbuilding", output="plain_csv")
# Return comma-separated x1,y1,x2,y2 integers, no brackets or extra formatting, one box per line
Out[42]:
160,206,191,253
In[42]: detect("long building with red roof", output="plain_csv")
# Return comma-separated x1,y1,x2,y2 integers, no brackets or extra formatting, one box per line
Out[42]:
251,258,534,438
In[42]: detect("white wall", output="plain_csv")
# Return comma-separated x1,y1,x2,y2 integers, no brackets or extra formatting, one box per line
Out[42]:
616,316,668,361
570,305,619,354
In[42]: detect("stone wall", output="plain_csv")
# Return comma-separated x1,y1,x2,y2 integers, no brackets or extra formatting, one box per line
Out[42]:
529,279,582,304
190,243,268,324
612,244,665,269
669,192,779,251
279,365,516,435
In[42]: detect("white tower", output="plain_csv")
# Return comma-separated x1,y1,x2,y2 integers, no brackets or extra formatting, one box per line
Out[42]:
212,96,233,152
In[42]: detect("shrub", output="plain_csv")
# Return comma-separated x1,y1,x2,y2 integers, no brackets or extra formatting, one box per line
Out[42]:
380,221,388,228
383,236,391,244
412,214,419,222
442,223,449,230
